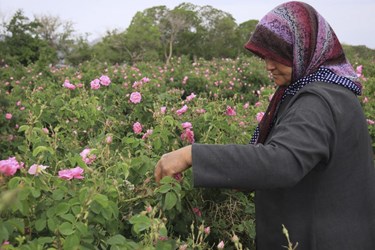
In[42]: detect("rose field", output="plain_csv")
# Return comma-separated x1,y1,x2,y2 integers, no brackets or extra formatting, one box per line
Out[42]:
0,55,374,250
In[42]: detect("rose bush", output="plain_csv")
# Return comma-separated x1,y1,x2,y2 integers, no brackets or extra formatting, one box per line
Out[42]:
0,55,373,249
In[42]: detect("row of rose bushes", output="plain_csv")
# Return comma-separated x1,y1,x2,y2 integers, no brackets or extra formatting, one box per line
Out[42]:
0,55,374,249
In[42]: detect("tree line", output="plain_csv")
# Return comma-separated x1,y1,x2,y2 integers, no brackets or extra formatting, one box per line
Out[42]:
0,2,373,68
0,3,258,67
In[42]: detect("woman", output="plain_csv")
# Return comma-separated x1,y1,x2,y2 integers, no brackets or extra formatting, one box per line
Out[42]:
154,1,375,249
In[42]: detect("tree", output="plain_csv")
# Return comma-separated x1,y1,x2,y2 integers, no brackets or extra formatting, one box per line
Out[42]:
196,5,238,59
35,14,75,62
123,7,165,63
0,10,57,66
236,20,258,55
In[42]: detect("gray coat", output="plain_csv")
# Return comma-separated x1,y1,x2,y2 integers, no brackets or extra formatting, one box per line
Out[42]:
192,82,375,249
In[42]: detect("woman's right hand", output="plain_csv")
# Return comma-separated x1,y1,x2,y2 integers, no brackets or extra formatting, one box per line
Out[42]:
154,145,192,184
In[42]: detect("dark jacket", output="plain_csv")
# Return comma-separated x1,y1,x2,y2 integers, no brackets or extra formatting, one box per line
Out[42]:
192,82,375,249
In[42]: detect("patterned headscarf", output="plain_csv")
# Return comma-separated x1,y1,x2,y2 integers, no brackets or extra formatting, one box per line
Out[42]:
245,1,362,144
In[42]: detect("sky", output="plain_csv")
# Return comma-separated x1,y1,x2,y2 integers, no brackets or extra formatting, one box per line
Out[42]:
0,0,374,49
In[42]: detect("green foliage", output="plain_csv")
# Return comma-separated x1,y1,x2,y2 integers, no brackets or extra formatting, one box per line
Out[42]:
0,10,58,67
0,54,374,249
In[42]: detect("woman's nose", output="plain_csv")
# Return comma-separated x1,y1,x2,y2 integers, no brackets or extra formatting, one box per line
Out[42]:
265,59,275,71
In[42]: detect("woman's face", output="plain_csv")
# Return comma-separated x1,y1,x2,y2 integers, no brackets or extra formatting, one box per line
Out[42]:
265,59,293,86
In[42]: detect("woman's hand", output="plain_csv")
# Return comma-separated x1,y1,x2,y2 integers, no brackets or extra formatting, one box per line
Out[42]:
154,145,192,183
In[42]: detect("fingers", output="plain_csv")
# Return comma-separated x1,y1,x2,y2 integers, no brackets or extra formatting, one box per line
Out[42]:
154,158,164,184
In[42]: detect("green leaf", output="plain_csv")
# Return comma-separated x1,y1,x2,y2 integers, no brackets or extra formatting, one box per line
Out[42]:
93,193,109,208
52,189,65,200
31,187,41,198
33,145,55,157
8,177,21,189
59,222,74,236
37,237,54,245
47,218,57,231
164,192,177,210
107,234,127,245
156,183,172,194
35,218,46,232
156,240,176,250
129,214,151,234
0,222,9,243
18,125,29,132
63,234,80,250
75,222,88,235
55,202,70,215
154,138,162,150
59,213,75,223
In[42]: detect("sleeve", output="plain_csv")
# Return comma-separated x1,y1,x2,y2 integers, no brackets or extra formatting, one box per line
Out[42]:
192,92,335,190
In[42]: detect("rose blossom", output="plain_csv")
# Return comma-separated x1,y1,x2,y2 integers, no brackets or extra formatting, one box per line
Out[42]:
80,148,96,165
0,157,23,176
256,112,265,123
28,164,49,176
181,122,193,130
105,135,113,144
367,119,375,125
217,241,225,249
130,92,142,103
58,167,84,180
99,75,111,86
133,122,143,134
181,128,195,144
142,129,153,140
160,106,167,114
90,79,101,90
226,106,236,116
5,113,12,120
63,80,76,90
192,207,202,217
186,92,196,102
176,105,188,116
173,172,183,182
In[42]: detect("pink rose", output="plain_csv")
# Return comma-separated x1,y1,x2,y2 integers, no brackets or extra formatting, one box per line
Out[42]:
90,79,101,90
256,112,265,123
181,128,195,144
160,106,167,114
196,108,206,114
192,207,202,217
142,129,153,140
186,92,196,102
217,241,225,249
105,135,113,144
367,119,375,125
0,157,23,176
173,172,183,182
99,75,111,86
130,92,142,104
181,122,193,130
356,65,363,77
80,148,96,165
58,167,84,180
5,113,12,120
63,80,76,90
28,164,49,176
204,226,211,235
226,106,236,116
176,105,188,116
133,122,143,134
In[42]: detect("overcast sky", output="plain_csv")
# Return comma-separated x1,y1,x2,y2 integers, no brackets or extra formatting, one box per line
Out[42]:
1,0,374,49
